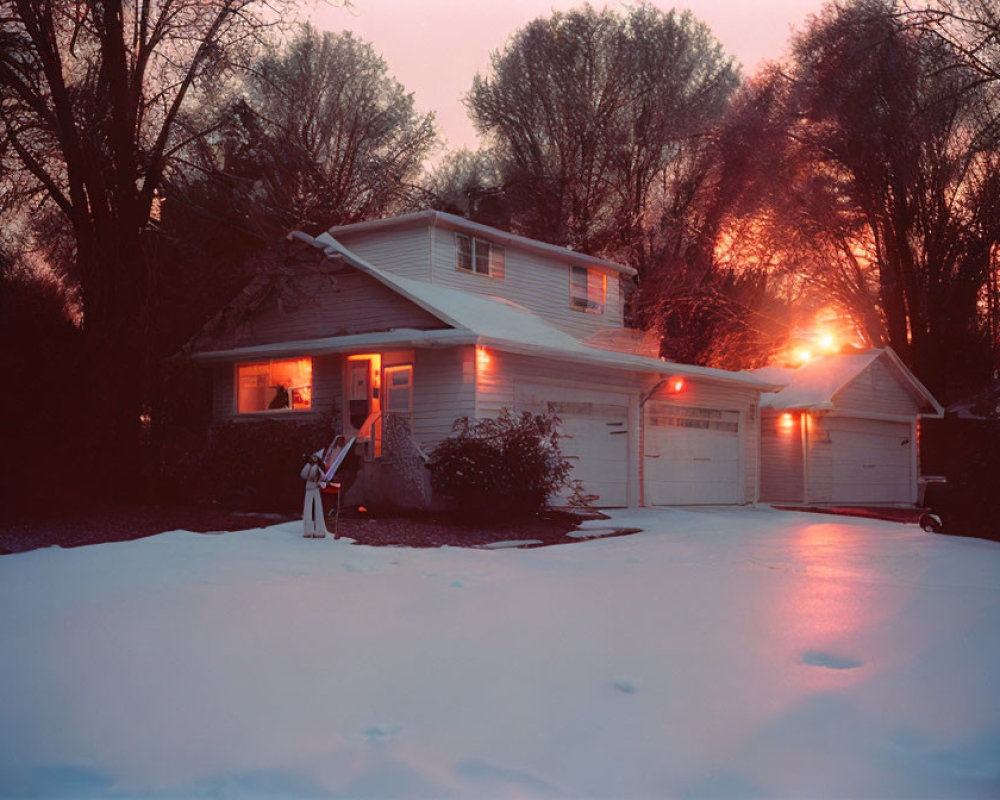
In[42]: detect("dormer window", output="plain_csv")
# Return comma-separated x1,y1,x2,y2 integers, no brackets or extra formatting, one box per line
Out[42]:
456,233,505,278
570,266,606,314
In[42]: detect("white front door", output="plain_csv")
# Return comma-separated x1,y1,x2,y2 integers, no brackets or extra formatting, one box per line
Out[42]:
826,417,913,503
515,383,631,507
644,402,743,505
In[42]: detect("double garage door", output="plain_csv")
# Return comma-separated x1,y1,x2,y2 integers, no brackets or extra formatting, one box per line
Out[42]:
515,383,746,507
644,402,744,505
825,417,914,504
515,383,630,507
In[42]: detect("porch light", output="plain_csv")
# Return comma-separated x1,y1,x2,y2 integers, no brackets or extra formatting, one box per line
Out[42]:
669,377,685,392
477,346,491,369
778,412,795,432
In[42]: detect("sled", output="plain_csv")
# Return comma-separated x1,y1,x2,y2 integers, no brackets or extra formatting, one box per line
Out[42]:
312,435,356,538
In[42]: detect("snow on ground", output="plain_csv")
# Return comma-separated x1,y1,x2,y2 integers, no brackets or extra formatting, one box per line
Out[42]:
1,507,999,799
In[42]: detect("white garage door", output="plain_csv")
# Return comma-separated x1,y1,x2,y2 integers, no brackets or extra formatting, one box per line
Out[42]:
644,402,743,505
826,417,913,503
515,383,630,507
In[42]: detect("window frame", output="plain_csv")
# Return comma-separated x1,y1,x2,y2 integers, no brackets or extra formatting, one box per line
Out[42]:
234,357,314,415
455,233,504,279
569,265,607,315
382,364,414,422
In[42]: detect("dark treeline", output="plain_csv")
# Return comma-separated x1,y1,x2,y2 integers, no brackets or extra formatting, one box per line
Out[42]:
1,0,997,514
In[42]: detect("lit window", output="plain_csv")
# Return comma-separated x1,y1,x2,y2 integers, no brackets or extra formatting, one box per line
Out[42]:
237,358,312,413
456,233,504,277
570,266,606,314
383,365,413,416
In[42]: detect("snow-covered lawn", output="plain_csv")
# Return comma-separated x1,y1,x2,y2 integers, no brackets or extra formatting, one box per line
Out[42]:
1,508,999,799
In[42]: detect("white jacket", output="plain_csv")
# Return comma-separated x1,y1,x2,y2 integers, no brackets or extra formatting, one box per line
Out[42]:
300,462,324,490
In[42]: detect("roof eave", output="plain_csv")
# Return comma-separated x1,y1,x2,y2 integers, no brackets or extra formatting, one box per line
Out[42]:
191,329,477,363
325,211,637,277
878,347,945,416
478,337,777,390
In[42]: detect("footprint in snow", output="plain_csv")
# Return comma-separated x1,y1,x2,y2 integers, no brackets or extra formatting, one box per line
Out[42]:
358,724,399,742
801,650,864,670
614,679,638,694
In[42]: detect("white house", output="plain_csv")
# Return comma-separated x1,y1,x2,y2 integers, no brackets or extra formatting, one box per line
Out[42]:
189,210,781,508
753,349,943,506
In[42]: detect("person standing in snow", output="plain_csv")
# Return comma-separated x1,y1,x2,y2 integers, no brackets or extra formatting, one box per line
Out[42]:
300,454,328,538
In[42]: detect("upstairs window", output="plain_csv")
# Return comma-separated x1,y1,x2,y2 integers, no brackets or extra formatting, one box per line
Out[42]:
456,233,505,278
570,266,606,314
237,358,312,413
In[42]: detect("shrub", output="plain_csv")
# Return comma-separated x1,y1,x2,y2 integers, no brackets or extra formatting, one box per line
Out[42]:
190,417,335,512
428,409,571,518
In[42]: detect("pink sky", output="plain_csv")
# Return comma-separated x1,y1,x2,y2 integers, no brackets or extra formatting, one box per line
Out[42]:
310,0,825,152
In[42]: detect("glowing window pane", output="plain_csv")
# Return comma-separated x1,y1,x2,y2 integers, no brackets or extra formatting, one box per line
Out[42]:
236,358,312,413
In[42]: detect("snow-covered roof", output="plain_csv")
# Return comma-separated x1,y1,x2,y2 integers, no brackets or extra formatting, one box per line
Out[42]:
243,231,778,391
750,349,943,415
189,328,477,363
325,210,637,277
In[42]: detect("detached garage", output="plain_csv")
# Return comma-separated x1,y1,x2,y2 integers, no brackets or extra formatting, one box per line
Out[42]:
756,348,943,506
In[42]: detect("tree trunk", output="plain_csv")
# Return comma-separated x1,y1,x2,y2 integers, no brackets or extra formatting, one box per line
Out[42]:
77,224,151,500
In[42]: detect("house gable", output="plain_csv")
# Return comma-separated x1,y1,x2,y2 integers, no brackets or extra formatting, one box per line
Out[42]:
325,211,629,340
191,260,448,355
831,355,926,416
333,224,431,282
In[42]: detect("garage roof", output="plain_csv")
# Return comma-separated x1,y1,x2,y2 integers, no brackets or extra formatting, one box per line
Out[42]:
753,349,943,415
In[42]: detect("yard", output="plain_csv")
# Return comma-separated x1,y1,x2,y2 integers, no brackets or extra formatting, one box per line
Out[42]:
1,507,998,798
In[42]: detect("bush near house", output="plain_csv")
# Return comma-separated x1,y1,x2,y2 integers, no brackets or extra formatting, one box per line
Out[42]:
428,409,572,519
161,417,334,513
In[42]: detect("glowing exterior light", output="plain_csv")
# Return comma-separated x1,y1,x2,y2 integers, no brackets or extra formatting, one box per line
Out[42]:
671,378,685,392
818,332,836,351
477,346,491,369
779,412,796,432
796,348,813,364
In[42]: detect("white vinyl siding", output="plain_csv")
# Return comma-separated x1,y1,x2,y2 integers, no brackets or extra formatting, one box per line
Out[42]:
475,349,642,506
759,356,925,506
431,225,622,339
334,225,432,281
411,347,475,452
832,359,922,416
759,411,805,503
197,268,446,354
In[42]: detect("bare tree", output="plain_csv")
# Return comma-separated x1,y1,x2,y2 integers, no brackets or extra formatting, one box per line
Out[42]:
419,147,509,226
902,0,1000,83
466,5,738,267
0,0,286,493
723,0,1000,400
227,25,437,235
